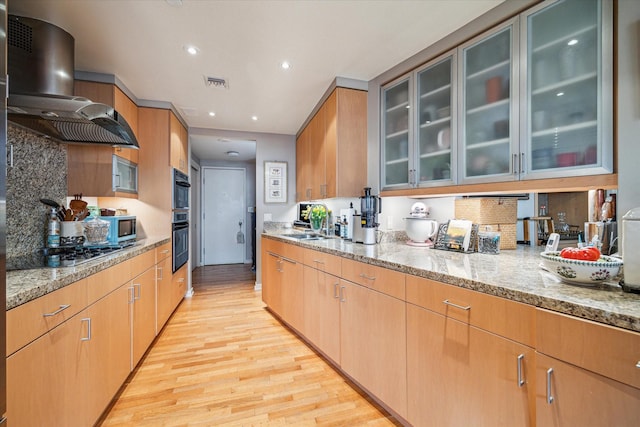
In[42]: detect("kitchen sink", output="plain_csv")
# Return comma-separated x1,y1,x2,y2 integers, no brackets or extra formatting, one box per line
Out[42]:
281,233,327,241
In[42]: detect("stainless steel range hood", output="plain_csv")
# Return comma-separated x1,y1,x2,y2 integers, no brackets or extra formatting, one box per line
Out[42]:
7,15,139,148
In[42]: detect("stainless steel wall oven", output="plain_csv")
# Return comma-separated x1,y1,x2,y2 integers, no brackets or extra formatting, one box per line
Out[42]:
172,210,189,272
173,168,190,210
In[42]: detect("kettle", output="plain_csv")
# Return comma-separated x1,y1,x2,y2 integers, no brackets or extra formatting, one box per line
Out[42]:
621,208,640,292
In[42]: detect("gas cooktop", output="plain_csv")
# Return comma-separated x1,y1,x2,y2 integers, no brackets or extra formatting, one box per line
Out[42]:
6,242,137,271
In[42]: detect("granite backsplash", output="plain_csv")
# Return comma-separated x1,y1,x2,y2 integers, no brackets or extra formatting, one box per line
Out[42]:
7,125,67,259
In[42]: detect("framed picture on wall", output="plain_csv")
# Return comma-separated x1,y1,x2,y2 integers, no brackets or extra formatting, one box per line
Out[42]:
264,161,287,203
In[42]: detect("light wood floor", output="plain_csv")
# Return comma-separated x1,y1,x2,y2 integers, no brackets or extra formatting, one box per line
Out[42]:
99,264,401,426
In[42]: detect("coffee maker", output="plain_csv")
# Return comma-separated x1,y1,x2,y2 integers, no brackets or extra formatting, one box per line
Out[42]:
360,187,382,245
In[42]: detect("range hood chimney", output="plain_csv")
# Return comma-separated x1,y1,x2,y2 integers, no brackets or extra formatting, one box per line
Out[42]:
7,15,139,148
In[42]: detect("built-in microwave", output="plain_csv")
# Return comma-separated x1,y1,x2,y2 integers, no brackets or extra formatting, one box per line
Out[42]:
173,168,190,210
113,155,138,194
99,215,137,246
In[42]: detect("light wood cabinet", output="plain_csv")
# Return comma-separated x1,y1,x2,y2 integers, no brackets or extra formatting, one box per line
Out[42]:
296,125,311,200
172,264,188,311
131,266,157,367
405,274,536,426
85,283,131,421
170,111,189,174
7,309,90,427
6,246,171,426
339,279,407,419
406,303,535,427
69,81,139,197
303,265,341,363
260,237,304,333
156,242,174,332
295,87,367,201
535,308,640,425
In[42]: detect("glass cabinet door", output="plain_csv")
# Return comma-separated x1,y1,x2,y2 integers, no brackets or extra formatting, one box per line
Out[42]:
459,21,516,182
416,55,455,185
525,0,611,175
382,77,411,188
113,154,138,193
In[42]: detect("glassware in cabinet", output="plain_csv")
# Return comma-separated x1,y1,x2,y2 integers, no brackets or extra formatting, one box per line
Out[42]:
524,0,611,175
416,55,455,183
459,21,517,181
382,77,412,187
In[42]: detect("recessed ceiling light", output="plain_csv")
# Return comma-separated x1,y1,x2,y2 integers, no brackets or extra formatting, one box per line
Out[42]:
557,92,565,97
567,39,578,46
226,150,240,157
251,116,258,121
184,45,199,55
208,112,216,117
280,61,291,70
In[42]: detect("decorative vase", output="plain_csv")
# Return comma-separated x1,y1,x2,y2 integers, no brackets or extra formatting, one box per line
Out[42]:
310,217,323,232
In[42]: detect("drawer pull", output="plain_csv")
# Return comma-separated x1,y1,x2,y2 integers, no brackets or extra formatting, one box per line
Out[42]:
313,259,325,264
636,361,640,369
442,299,471,311
81,318,92,341
161,249,170,254
517,354,525,387
546,368,554,404
42,304,71,317
359,273,376,281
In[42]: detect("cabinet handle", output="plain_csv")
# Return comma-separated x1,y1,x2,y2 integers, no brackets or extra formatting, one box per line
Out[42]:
513,154,518,174
133,283,141,300
333,282,339,299
313,259,325,265
636,361,640,369
546,368,554,404
442,299,471,311
281,257,296,265
517,354,525,387
520,152,525,174
161,249,170,254
178,277,185,283
114,173,121,189
8,144,13,168
339,286,346,302
81,317,92,341
157,266,164,281
359,273,376,281
42,304,70,317
128,287,135,304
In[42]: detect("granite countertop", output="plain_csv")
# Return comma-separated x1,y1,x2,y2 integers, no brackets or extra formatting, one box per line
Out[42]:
6,236,171,311
263,232,640,333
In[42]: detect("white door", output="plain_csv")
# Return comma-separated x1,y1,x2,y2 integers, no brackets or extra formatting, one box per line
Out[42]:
202,167,245,265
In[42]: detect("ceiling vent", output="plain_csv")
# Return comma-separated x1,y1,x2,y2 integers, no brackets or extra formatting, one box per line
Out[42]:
204,76,229,89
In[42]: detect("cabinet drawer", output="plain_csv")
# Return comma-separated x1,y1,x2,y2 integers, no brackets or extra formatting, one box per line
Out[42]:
280,241,304,263
262,237,282,255
303,248,341,276
406,275,535,347
87,259,132,304
155,242,172,263
7,278,88,356
341,258,405,300
131,249,156,278
537,308,640,389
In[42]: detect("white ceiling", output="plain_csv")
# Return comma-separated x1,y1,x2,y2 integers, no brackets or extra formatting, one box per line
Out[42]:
9,0,504,161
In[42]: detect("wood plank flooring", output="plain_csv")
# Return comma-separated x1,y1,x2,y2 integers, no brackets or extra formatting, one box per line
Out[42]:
99,264,401,426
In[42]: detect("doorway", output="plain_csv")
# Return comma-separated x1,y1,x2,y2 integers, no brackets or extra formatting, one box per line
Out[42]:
202,167,246,265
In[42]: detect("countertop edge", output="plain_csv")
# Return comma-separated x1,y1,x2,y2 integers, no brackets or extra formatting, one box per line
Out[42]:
263,233,640,333
6,236,171,310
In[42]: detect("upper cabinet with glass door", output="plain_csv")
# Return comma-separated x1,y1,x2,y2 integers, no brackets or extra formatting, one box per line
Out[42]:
523,0,612,178
381,77,411,188
416,54,456,186
459,19,518,183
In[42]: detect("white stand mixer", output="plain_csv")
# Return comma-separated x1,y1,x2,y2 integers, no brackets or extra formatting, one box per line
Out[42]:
404,202,438,247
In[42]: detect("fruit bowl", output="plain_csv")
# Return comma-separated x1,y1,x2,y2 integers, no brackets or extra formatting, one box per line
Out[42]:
540,251,623,285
